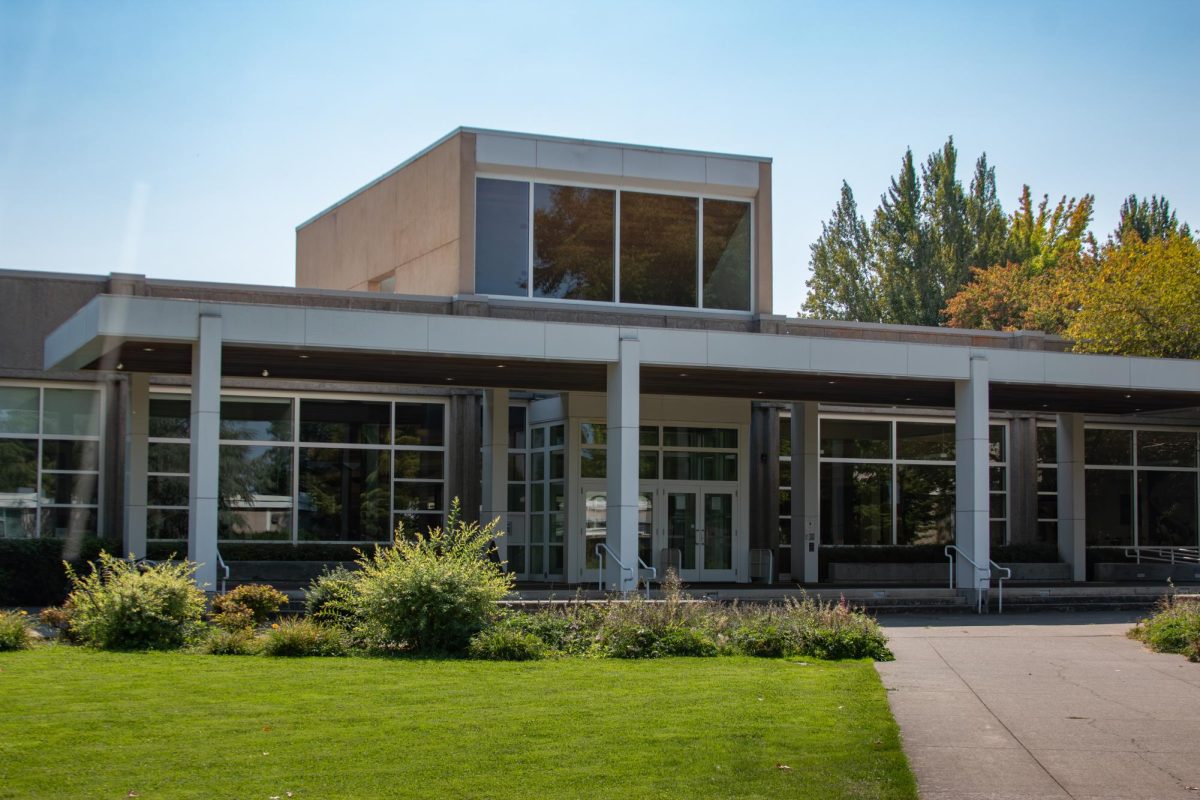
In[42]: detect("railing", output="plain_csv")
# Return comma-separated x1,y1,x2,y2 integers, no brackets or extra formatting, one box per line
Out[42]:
1123,546,1200,565
637,558,656,599
595,544,634,595
989,560,1012,614
944,545,1004,614
749,548,774,584
216,549,230,594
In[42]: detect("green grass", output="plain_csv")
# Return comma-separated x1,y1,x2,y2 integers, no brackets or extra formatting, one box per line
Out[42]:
0,647,915,799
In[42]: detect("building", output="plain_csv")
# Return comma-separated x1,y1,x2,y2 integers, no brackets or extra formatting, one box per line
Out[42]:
4,128,1200,602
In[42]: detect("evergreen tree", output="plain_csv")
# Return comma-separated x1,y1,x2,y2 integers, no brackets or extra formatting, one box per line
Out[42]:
802,182,878,321
1115,194,1190,242
921,137,971,303
872,148,935,325
965,153,1007,273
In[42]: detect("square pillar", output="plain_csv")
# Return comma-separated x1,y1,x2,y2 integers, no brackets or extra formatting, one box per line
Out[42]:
955,355,991,606
481,389,509,564
790,402,819,584
606,334,639,592
1056,413,1087,581
123,372,150,558
188,314,222,591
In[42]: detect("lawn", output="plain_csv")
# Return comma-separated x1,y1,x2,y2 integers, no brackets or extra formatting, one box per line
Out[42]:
0,648,915,800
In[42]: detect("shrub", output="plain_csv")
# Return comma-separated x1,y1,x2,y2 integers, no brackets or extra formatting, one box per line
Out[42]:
729,616,799,658
261,619,346,657
199,627,260,656
38,604,76,642
0,610,34,651
64,552,207,650
594,621,717,658
1130,594,1200,658
305,566,361,630
468,627,547,660
789,597,893,661
210,584,289,629
497,604,604,656
354,499,512,654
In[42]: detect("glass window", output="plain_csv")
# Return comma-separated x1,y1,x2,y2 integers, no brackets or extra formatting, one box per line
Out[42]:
148,442,189,474
639,451,658,480
394,402,444,447
896,422,954,461
662,426,737,449
580,422,606,445
619,191,698,307
220,397,292,441
1085,470,1134,546
702,199,751,311
533,183,615,301
821,419,891,460
393,482,444,514
148,475,188,507
0,439,38,499
1138,471,1198,547
300,400,389,445
507,406,526,449
0,387,38,434
896,464,955,545
475,178,529,297
640,426,659,446
147,509,188,540
820,462,892,545
580,448,605,479
41,472,98,506
42,440,99,472
149,396,190,438
1036,425,1057,463
394,450,444,480
298,447,390,541
662,452,737,481
1085,428,1132,466
218,445,293,541
43,389,100,436
1137,430,1197,468
989,425,1006,463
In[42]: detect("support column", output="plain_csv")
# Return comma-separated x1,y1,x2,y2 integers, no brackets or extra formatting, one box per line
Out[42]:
123,372,150,558
1057,413,1087,581
480,389,509,564
790,402,820,584
955,356,991,607
188,315,222,591
606,334,639,592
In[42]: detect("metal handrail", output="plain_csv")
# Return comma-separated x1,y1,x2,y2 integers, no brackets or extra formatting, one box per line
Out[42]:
944,545,992,614
989,559,1012,614
215,549,230,594
595,544,634,594
1123,546,1200,565
637,558,656,600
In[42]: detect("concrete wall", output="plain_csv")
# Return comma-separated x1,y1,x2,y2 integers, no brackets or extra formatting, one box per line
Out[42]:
295,132,475,296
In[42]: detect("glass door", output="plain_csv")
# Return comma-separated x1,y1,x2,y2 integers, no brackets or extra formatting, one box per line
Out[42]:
663,488,736,582
583,486,655,585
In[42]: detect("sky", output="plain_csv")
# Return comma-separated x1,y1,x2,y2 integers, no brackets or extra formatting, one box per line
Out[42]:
1,0,1197,316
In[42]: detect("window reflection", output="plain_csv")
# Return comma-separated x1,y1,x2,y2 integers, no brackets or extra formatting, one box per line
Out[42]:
619,192,697,307
533,184,614,301
702,199,751,311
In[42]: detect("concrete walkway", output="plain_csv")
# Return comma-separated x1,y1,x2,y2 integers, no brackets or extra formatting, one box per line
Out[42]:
876,611,1200,800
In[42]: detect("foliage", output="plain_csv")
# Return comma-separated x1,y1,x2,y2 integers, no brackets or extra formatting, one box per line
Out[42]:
64,551,207,650
38,604,76,641
1130,593,1200,661
1115,194,1190,243
594,620,718,659
198,626,260,656
493,603,603,656
803,182,879,321
467,627,548,660
353,499,512,654
0,610,34,651
210,584,289,628
261,618,347,657
304,565,361,629
1066,233,1200,359
0,536,116,606
727,614,799,658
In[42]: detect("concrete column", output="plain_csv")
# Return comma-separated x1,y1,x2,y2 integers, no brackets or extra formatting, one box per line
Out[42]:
188,314,222,591
123,372,150,558
955,356,991,606
790,402,820,584
1056,413,1087,581
606,334,639,592
480,389,509,563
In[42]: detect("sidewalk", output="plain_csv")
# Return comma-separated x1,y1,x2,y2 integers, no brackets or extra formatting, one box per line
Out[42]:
876,611,1200,800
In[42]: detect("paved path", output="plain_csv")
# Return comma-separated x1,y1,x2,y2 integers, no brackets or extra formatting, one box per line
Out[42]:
876,612,1200,800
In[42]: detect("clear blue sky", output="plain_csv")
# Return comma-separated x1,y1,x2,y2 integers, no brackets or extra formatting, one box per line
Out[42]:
2,0,1197,316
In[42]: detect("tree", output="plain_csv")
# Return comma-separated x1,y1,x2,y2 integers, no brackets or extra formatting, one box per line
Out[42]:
802,182,879,321
965,153,1007,275
872,148,935,325
1067,233,1200,359
921,137,971,301
1114,194,1191,243
1003,186,1095,274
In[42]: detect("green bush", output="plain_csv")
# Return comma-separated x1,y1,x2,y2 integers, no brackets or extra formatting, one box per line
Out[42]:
595,621,717,658
729,616,799,658
354,499,512,654
468,627,547,660
198,626,260,656
261,619,346,657
305,566,361,630
64,552,207,650
1130,595,1200,659
497,605,604,656
0,610,34,651
210,584,289,628
0,537,116,606
38,604,76,642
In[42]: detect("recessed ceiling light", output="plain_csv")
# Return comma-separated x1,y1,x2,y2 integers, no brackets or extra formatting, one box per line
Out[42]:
299,354,309,360
143,347,154,353
496,364,506,369
261,369,269,377
1125,394,1133,399
827,380,837,385
756,391,764,395
116,362,124,370
679,373,688,378
446,377,455,382
904,397,913,401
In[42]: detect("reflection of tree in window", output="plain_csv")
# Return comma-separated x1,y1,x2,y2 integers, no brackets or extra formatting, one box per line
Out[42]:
619,192,697,307
897,465,955,545
702,200,751,311
533,185,614,301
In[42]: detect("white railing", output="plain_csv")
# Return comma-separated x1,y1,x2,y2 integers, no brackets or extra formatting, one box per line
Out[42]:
637,558,656,599
1123,546,1200,565
216,549,230,594
945,545,1009,614
595,544,634,595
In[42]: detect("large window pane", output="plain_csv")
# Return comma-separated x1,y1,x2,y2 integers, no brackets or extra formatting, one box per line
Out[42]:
43,389,99,436
820,462,892,545
0,440,38,500
298,447,390,541
533,184,614,301
148,475,188,507
38,507,96,538
702,199,751,311
220,397,292,441
897,464,955,545
821,419,891,460
1085,429,1132,466
394,450,444,480
1085,470,1134,546
662,426,737,449
662,452,737,481
149,396,190,438
219,445,293,540
1138,471,1198,546
393,403,444,447
989,425,1006,463
42,440,99,472
896,422,954,461
1137,431,1197,468
147,509,188,540
394,482,444,514
619,191,697,307
475,178,529,297
1036,426,1057,463
40,472,98,506
0,507,38,538
0,387,38,434
300,400,389,445
148,442,189,474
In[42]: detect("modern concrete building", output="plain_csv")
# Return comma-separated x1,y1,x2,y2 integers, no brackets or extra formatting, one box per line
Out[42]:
5,128,1200,603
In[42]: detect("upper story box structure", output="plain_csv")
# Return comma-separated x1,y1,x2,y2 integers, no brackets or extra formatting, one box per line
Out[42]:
295,128,774,315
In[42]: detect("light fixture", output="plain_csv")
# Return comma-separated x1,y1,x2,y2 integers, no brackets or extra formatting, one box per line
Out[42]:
116,362,124,370
904,397,913,402
299,354,309,360
679,373,688,378
496,364,506,369
446,377,455,382
1125,394,1133,399
142,347,154,353
261,369,269,377
827,380,837,385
